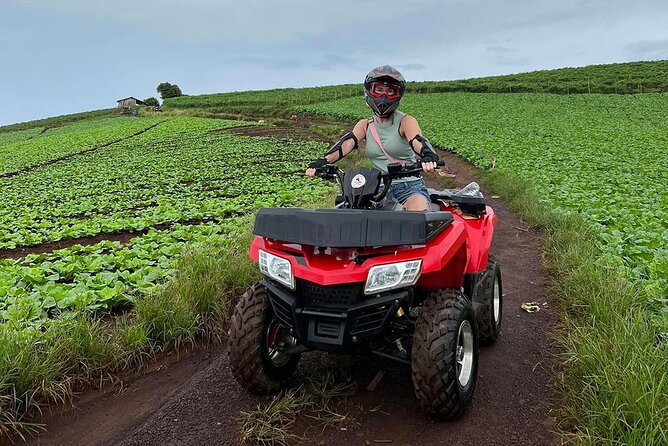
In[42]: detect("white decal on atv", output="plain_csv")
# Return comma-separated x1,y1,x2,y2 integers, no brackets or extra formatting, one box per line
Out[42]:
351,174,366,189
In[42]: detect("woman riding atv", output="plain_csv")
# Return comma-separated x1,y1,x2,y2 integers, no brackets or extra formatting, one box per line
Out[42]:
306,65,442,211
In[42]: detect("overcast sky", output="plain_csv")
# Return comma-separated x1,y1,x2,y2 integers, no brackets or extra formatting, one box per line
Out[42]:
2,0,668,126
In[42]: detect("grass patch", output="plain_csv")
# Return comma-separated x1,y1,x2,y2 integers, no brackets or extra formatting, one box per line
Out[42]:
239,356,356,445
482,168,668,445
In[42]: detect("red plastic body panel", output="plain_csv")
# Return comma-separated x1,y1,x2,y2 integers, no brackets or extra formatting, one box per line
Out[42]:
454,205,497,274
249,204,497,290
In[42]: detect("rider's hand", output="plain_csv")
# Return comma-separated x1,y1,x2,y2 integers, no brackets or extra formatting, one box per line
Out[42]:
306,158,328,178
422,161,437,173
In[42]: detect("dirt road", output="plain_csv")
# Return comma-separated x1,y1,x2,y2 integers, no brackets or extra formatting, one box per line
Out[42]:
29,150,558,446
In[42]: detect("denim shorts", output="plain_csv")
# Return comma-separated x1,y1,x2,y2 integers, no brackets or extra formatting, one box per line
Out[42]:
387,178,431,205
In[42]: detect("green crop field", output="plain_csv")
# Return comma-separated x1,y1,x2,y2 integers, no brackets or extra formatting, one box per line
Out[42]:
0,108,117,134
0,114,336,437
404,60,668,95
0,127,45,145
0,117,164,175
0,116,330,326
162,60,668,118
299,92,668,327
164,84,362,109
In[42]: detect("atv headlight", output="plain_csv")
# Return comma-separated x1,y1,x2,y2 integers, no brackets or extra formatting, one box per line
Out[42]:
364,260,422,295
259,249,294,289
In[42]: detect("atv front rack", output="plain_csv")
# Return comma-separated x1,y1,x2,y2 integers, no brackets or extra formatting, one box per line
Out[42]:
254,208,454,247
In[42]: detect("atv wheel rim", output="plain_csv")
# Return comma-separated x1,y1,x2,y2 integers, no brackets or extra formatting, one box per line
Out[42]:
265,321,292,367
456,320,474,387
493,275,501,326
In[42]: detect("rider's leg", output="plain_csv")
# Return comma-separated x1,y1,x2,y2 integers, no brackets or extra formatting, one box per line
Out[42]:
404,194,431,211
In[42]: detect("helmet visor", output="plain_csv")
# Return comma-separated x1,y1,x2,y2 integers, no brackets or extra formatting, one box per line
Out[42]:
369,82,402,100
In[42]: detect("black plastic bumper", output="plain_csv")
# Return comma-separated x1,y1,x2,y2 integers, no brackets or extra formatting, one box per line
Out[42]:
263,279,409,351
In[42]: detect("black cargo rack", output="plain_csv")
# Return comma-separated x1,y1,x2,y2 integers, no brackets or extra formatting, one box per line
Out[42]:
428,188,486,215
254,208,454,247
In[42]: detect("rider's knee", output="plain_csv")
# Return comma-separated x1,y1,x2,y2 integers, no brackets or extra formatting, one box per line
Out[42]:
404,195,430,211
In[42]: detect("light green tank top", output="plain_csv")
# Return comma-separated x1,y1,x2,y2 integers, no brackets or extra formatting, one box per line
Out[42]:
364,111,418,183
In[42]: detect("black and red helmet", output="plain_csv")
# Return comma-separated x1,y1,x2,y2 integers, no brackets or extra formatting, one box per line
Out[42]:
364,65,406,118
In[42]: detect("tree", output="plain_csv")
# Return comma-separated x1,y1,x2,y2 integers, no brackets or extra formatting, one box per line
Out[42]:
157,82,183,99
143,97,159,107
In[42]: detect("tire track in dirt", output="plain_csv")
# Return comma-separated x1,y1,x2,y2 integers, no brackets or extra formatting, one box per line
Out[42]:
28,149,559,446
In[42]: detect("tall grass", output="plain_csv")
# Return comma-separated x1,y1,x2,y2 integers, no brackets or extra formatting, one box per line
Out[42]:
483,169,668,445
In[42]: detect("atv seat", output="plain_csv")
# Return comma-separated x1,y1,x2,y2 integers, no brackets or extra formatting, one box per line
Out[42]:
427,188,487,215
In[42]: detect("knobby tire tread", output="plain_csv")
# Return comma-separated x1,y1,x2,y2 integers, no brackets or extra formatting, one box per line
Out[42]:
228,282,298,394
478,260,502,345
412,288,478,420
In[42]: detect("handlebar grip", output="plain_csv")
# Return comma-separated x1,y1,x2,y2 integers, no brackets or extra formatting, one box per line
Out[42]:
314,164,339,178
413,160,445,168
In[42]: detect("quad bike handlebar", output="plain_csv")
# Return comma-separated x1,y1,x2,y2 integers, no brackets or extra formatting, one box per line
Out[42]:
314,160,445,180
315,160,445,207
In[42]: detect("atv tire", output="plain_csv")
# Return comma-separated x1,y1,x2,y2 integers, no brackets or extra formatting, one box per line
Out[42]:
412,289,479,420
228,282,300,393
478,259,502,345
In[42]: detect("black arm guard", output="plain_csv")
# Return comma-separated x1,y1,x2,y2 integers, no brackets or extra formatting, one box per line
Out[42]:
409,134,439,163
325,132,358,162
308,158,328,169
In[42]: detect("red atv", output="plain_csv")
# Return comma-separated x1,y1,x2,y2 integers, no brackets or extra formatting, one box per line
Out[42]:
228,162,502,419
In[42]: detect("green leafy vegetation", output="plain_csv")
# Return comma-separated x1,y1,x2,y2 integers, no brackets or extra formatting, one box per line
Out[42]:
163,84,361,110
0,127,44,145
0,226,259,440
0,117,330,324
0,114,334,439
0,116,164,175
1,221,233,326
0,117,328,249
404,60,668,94
481,171,668,446
162,60,668,119
299,93,668,324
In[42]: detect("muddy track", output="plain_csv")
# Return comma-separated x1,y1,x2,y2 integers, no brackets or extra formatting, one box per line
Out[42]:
28,145,558,446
